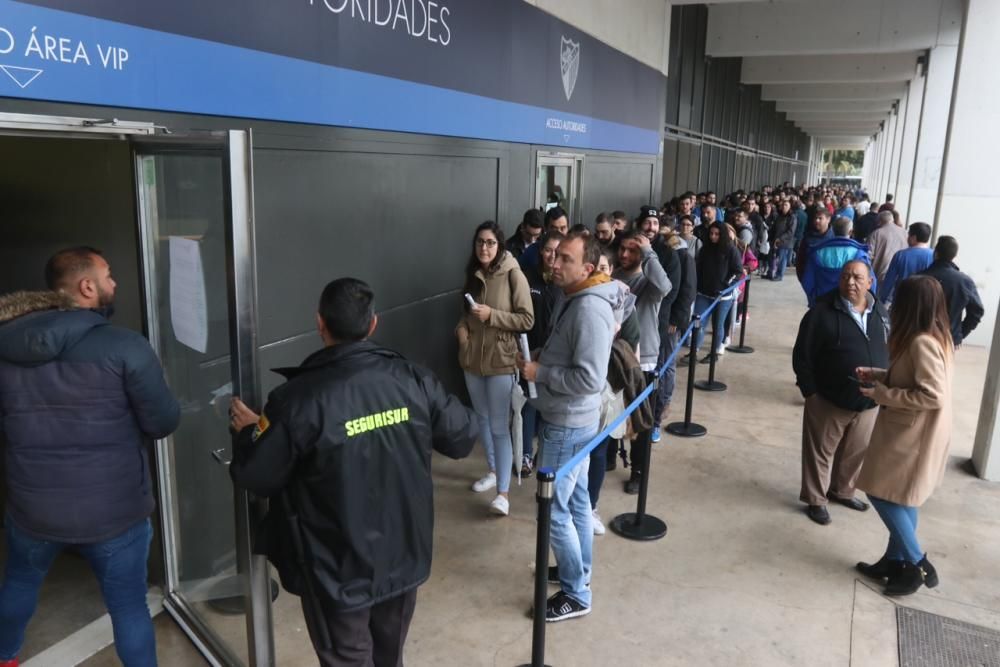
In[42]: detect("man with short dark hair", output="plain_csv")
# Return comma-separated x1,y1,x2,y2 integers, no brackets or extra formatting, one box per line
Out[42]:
793,261,889,525
229,278,477,665
506,208,544,260
868,210,908,283
0,247,180,666
594,214,615,248
518,232,616,623
878,222,935,305
919,236,984,347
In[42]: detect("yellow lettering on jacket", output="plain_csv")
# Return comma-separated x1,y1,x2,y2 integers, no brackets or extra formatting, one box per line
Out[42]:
344,406,411,438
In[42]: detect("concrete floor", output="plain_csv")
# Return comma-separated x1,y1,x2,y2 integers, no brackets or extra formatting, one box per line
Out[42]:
85,277,998,666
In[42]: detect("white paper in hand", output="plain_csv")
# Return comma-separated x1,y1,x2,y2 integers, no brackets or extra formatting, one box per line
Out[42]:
518,333,537,398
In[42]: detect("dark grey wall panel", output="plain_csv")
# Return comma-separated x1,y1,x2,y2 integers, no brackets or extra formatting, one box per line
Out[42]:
582,157,656,222
0,136,143,333
253,148,499,346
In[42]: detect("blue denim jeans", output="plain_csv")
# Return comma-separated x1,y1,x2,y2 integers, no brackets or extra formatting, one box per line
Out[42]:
464,371,516,493
771,247,791,280
521,401,538,459
868,496,923,564
653,328,681,424
588,437,610,509
0,517,156,665
693,294,735,352
539,420,598,608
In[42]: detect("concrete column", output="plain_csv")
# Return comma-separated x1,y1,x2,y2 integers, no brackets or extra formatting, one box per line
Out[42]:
872,131,885,198
879,112,897,200
933,0,1000,479
906,45,959,224
886,96,907,203
933,0,1000,347
895,70,926,221
973,306,1000,480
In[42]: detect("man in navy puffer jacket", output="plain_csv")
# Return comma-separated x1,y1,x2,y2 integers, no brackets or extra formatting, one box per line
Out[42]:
0,247,179,667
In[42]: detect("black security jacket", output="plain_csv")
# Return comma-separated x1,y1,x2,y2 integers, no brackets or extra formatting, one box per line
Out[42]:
230,341,477,612
792,290,890,412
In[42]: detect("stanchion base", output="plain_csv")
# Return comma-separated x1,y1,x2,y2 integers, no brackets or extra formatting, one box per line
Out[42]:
665,421,707,438
610,513,667,541
516,664,553,667
695,380,728,392
727,345,754,354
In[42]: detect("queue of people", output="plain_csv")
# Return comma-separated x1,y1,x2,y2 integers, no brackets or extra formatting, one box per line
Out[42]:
0,180,984,666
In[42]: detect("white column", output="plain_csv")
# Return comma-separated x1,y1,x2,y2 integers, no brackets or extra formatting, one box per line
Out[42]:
973,307,1000,480
907,45,959,224
894,70,926,222
880,112,897,200
934,0,1000,478
886,97,907,203
872,131,885,199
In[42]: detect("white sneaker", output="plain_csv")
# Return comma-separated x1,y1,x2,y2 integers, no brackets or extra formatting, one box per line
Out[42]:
490,494,510,516
472,472,497,493
592,509,606,535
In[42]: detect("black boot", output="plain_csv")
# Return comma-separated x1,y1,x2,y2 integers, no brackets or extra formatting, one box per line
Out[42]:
884,561,925,596
919,555,939,588
624,473,641,495
856,555,902,581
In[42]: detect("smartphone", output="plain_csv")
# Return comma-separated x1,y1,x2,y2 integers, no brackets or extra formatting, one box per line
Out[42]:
464,293,477,308
847,375,874,388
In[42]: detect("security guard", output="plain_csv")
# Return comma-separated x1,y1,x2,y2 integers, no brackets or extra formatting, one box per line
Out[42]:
229,278,477,667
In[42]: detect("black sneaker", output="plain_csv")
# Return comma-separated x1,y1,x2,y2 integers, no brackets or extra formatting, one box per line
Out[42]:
547,566,560,584
545,591,590,623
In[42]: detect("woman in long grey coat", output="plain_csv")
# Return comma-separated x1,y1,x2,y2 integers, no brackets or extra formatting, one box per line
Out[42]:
853,275,954,596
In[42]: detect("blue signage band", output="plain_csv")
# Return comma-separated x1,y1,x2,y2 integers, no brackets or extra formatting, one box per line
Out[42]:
0,1,661,154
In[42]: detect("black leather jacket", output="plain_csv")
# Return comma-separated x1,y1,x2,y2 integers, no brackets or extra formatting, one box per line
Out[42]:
230,341,477,612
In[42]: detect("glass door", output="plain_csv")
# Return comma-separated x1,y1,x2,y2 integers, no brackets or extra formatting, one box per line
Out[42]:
134,131,273,666
535,152,584,224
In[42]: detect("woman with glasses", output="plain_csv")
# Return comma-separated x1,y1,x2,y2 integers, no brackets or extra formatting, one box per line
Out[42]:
456,221,534,516
677,214,702,259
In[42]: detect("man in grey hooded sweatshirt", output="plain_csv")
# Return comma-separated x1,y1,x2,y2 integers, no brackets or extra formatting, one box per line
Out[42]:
612,230,671,493
518,231,617,623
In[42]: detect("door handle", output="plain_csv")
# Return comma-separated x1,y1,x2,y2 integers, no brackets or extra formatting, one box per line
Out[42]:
212,448,232,466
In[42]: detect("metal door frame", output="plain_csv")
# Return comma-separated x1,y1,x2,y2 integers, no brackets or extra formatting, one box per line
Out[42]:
0,113,273,666
132,129,273,667
534,150,585,224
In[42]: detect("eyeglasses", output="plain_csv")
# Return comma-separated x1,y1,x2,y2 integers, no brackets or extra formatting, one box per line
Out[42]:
475,239,498,248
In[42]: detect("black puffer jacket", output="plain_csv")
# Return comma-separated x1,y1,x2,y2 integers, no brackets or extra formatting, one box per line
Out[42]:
0,291,179,543
792,290,890,412
230,341,477,612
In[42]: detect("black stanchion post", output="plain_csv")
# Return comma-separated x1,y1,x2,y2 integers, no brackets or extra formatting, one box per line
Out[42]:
610,427,667,541
666,315,707,438
695,303,727,392
518,469,554,667
728,278,754,354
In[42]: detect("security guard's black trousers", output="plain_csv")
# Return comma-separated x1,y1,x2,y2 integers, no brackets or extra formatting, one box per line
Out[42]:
301,589,418,667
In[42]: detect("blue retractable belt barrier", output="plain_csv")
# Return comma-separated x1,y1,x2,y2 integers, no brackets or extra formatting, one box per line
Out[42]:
519,275,748,667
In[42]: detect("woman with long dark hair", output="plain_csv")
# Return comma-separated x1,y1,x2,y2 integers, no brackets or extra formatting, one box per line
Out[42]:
854,275,954,595
690,221,742,363
455,221,534,516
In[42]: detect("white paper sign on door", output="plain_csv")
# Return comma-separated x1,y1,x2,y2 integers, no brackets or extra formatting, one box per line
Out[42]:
168,236,209,354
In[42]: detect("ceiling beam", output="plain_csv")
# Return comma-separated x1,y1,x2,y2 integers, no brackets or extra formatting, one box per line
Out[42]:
762,82,907,102
742,52,920,84
785,111,891,123
777,100,895,113
706,0,962,58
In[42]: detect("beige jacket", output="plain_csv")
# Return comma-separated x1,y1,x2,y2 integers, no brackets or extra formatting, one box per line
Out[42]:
856,334,954,507
456,252,534,376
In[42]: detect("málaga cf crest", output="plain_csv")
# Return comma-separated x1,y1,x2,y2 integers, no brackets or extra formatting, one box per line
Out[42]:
560,36,580,101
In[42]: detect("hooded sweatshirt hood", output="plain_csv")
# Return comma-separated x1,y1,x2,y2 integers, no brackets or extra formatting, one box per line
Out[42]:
0,291,107,366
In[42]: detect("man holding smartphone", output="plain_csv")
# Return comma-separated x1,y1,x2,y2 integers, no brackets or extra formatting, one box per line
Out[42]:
792,261,890,526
